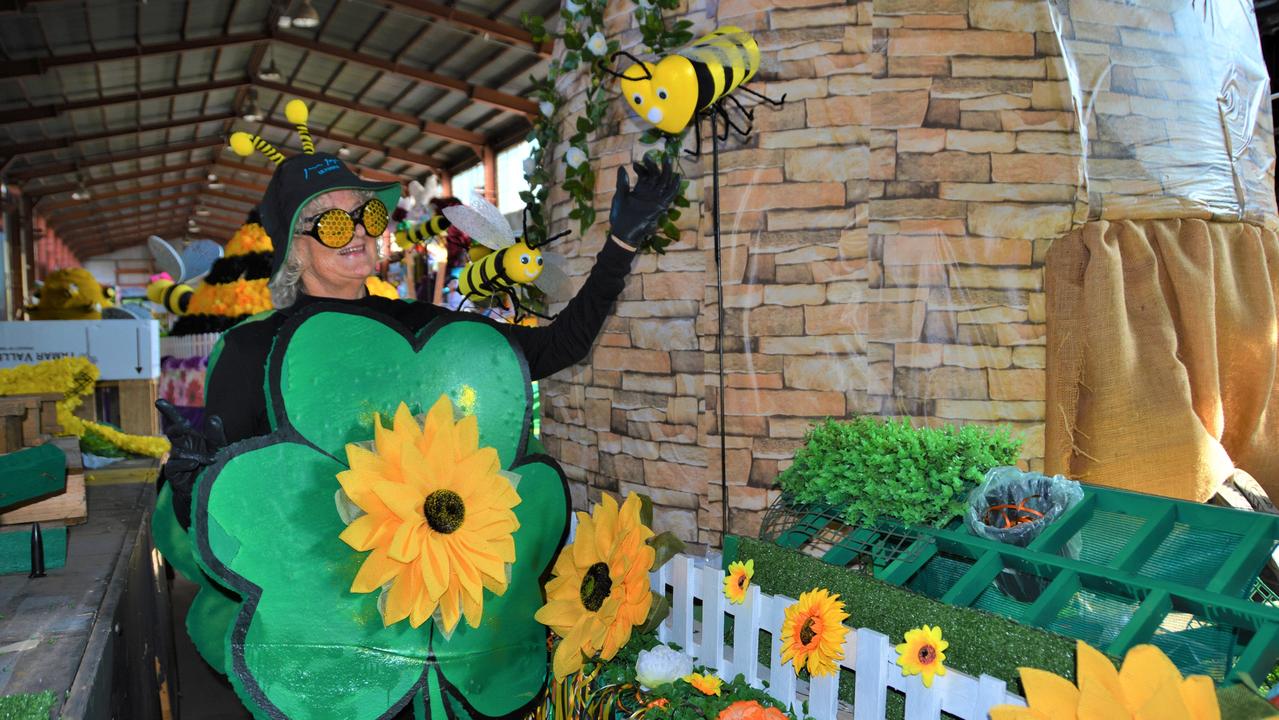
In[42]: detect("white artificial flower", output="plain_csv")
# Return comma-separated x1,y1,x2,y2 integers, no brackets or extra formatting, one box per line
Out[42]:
565,146,588,168
586,31,608,57
523,157,537,177
539,100,555,118
564,0,584,15
634,645,693,690
637,0,653,9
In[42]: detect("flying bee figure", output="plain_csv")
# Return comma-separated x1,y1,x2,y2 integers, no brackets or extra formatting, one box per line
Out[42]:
442,195,571,322
608,26,785,155
393,214,451,251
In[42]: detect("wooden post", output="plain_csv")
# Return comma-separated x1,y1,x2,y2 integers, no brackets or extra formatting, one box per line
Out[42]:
482,145,497,206
438,171,452,197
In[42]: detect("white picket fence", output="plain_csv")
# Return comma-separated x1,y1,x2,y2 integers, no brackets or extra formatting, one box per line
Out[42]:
649,553,1026,720
160,332,220,359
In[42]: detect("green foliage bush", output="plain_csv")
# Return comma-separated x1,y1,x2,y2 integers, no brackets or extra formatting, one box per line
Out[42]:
777,418,1023,527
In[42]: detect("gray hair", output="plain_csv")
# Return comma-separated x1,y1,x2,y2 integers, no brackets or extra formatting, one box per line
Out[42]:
268,189,379,308
269,244,305,308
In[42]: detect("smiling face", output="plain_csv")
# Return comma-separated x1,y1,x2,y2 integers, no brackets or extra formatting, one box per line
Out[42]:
294,189,379,298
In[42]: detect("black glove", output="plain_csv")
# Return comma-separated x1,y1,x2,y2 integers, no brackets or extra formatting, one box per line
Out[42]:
156,399,227,530
609,157,681,250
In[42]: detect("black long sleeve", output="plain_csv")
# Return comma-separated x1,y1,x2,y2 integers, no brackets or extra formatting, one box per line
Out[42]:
201,239,635,445
503,238,635,379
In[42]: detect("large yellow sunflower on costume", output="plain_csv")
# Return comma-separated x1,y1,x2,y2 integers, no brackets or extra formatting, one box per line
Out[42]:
779,588,849,677
534,493,656,680
896,624,948,688
724,559,754,604
991,640,1222,720
337,397,521,634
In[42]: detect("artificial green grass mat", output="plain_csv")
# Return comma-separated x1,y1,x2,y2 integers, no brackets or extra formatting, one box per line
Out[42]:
729,536,1078,692
1216,684,1279,720
0,690,56,720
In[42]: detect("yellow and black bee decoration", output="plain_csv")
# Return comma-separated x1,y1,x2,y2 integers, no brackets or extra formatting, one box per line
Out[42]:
393,214,451,251
442,196,570,322
608,26,784,153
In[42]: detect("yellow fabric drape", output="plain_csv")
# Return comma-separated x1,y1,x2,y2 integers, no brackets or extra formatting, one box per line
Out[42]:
1045,219,1279,502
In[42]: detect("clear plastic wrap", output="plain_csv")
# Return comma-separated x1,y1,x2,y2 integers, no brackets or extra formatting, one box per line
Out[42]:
964,466,1085,600
1051,0,1277,228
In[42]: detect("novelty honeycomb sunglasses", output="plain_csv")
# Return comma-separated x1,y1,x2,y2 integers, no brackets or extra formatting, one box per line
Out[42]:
297,197,389,248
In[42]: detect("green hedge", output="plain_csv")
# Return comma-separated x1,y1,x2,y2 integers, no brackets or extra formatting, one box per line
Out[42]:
727,535,1077,695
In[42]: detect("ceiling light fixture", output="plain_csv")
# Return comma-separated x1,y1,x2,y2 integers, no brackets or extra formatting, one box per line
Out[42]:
291,0,321,28
258,47,283,82
207,173,218,182
195,207,211,216
337,145,351,157
241,89,265,123
70,176,92,201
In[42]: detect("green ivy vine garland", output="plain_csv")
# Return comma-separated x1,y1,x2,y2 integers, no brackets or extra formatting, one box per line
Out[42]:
521,0,693,253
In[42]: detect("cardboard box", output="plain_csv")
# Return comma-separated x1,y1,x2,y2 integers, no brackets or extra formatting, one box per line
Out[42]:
0,320,160,380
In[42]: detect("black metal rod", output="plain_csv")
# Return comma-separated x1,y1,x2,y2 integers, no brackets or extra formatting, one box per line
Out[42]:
710,108,728,544
29,522,46,578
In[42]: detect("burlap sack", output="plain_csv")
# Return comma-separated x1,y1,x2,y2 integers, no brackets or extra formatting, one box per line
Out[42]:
1045,219,1279,502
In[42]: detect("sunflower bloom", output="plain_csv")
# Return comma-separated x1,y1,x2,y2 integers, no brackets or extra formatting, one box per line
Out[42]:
990,641,1222,720
779,588,849,677
896,625,948,688
534,493,656,680
337,397,520,634
684,672,723,696
724,559,754,604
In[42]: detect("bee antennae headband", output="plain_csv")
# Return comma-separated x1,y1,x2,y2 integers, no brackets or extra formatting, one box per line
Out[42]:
285,100,317,154
229,132,286,164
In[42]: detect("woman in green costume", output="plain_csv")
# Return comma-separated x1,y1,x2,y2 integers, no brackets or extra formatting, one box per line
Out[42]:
153,131,679,719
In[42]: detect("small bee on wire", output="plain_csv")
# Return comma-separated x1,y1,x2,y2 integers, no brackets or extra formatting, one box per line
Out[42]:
442,195,571,323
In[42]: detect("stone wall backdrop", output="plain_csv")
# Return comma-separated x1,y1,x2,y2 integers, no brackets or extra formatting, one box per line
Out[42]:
536,0,1276,550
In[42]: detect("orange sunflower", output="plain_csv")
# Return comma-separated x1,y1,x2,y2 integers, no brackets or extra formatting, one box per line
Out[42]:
534,493,656,680
336,396,521,634
779,588,849,677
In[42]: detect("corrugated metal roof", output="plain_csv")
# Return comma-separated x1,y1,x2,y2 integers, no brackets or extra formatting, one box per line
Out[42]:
0,0,557,254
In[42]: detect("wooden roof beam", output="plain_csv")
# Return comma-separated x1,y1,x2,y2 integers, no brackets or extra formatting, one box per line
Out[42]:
9,138,224,182
253,79,483,152
39,176,208,212
379,0,550,56
27,159,212,198
272,32,536,119
0,33,266,79
0,78,246,126
257,118,445,172
0,112,237,164
56,190,209,224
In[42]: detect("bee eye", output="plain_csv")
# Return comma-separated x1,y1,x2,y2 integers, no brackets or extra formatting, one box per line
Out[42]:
657,88,668,100
536,256,544,265
632,94,643,105
520,254,530,264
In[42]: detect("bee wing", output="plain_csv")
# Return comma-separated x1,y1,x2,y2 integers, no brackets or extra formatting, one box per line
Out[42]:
532,252,572,302
441,204,510,250
468,193,517,247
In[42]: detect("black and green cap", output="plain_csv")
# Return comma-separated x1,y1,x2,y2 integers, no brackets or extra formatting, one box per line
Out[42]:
257,152,401,282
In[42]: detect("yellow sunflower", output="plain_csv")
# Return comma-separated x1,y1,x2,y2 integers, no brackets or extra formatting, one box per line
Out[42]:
990,641,1222,720
779,588,849,677
896,625,948,688
724,559,754,605
534,493,656,680
337,397,521,634
684,672,723,696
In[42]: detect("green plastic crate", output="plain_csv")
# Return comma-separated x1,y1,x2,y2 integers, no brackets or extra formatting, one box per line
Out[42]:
762,485,1279,686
